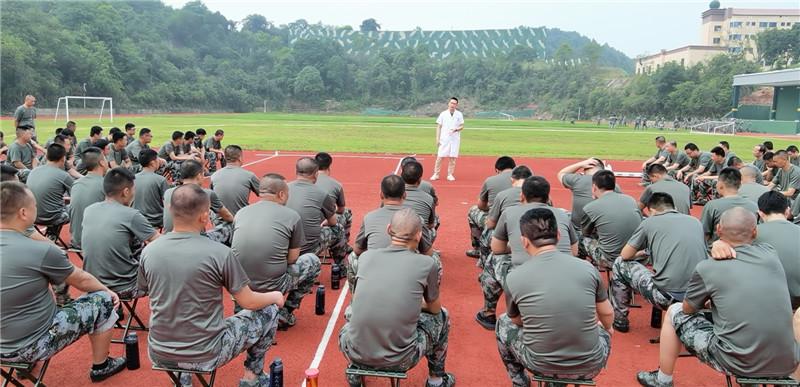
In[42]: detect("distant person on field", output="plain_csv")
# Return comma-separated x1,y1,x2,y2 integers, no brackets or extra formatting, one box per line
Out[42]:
637,207,799,387
139,184,284,387
339,209,455,387
496,208,613,387
210,145,260,216
7,127,37,182
431,97,464,182
132,149,171,229
0,181,127,383
205,129,226,172
466,156,515,259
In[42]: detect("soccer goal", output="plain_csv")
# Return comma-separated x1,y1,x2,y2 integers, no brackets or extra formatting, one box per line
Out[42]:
499,112,515,121
688,120,736,136
54,96,113,122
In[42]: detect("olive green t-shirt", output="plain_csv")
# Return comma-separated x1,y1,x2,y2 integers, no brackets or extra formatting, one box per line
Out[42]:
157,141,182,161
684,244,800,376
561,173,623,229
26,164,73,224
162,186,224,232
286,180,336,254
504,250,608,375
479,170,513,211
69,174,106,248
581,192,642,259
125,140,149,166
132,171,171,228
82,201,156,292
14,105,36,129
639,177,692,215
487,186,521,224
232,201,304,292
74,138,93,161
210,166,260,215
755,220,800,310
700,196,759,241
494,202,577,265
772,165,800,200
315,174,346,209
0,231,74,354
667,151,690,169
7,141,34,169
738,182,770,204
343,246,439,368
418,180,438,206
106,145,129,166
625,211,706,293
404,185,436,226
691,151,713,172
138,232,250,363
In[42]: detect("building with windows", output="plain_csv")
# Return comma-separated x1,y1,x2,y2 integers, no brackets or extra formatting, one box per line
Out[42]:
635,1,799,74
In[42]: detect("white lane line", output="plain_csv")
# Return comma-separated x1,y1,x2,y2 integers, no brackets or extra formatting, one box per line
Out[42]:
392,153,417,174
257,152,425,161
242,150,279,167
301,282,349,387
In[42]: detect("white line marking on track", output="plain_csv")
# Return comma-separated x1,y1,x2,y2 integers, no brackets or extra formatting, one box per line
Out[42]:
242,150,279,167
301,282,349,387
392,154,416,174
256,152,425,161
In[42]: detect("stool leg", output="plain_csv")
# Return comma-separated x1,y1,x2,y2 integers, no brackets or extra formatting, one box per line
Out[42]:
32,360,50,387
391,377,400,387
725,375,733,387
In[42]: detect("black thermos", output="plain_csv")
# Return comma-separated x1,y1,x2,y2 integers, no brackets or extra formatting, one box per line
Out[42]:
269,358,284,387
124,332,140,370
315,286,326,315
331,264,341,290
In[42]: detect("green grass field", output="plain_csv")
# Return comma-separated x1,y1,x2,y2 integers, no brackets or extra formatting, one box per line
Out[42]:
2,113,796,160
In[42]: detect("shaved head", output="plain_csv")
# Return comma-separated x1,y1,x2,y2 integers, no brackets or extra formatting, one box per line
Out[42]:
170,184,209,223
388,208,422,243
259,173,288,195
0,182,34,223
296,157,319,177
718,207,757,244
740,165,758,181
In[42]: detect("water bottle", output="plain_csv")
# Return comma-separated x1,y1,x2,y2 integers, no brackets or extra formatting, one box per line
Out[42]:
331,264,341,290
304,368,319,387
650,307,663,329
269,358,283,387
315,286,326,315
124,332,140,370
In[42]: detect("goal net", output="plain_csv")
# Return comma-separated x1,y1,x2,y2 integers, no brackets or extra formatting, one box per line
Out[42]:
54,96,113,122
688,120,736,136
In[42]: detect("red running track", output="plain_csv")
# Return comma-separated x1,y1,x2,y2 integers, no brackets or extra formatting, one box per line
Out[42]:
28,151,723,387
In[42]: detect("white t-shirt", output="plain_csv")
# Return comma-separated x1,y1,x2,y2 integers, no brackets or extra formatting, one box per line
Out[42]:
436,110,464,142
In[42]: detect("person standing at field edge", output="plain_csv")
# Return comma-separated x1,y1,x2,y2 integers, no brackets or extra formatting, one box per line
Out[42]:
431,97,464,182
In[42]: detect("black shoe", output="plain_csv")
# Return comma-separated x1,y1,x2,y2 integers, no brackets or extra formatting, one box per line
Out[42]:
89,357,126,382
465,249,480,258
475,311,497,330
613,317,630,333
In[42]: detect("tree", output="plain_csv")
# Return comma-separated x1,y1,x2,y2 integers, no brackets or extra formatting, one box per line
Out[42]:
554,43,573,63
293,66,324,103
756,24,800,68
359,18,380,33
242,14,270,33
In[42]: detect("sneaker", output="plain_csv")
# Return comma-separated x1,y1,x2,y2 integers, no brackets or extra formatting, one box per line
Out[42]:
426,372,456,387
239,372,270,387
277,309,296,331
430,174,440,181
475,311,497,330
613,317,630,333
179,372,193,386
447,175,456,181
636,370,673,387
346,372,363,387
512,373,531,387
465,249,480,259
89,357,126,382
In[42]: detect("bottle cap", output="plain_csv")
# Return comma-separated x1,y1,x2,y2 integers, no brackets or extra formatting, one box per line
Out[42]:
305,368,319,377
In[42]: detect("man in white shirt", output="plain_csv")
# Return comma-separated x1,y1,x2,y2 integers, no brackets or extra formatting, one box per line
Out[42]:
432,97,464,181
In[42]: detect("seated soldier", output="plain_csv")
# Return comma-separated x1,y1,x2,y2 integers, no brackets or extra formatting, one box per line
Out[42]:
478,176,577,330
124,123,136,145
738,162,769,203
767,150,800,202
50,134,82,179
497,208,613,387
638,164,691,215
640,135,669,185
481,165,533,258
339,209,455,387
182,131,201,158
163,160,234,245
700,167,758,242
752,144,767,173
467,156,516,258
690,146,726,205
210,145,260,216
74,126,103,171
611,192,706,333
677,143,713,184
763,151,778,182
133,149,171,229
401,156,439,229
125,127,153,172
204,129,225,173
637,207,799,387
193,128,207,171
581,170,642,269
107,131,132,170
663,141,690,177
719,140,736,165
233,173,321,330
314,152,353,256
0,181,126,382
158,130,195,181
286,157,347,267
69,147,108,250
401,160,438,245
26,143,73,240
138,185,284,387
83,168,160,300
557,158,614,253
7,126,37,182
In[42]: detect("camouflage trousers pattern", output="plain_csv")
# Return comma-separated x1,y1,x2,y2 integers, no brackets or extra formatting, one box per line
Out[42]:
478,227,494,267
166,160,183,182
0,292,117,363
610,257,676,320
478,253,513,312
346,250,443,292
205,152,225,173
319,223,350,266
468,205,488,250
691,178,717,204
150,305,279,377
495,314,611,386
337,209,353,245
667,303,728,374
580,237,614,269
339,308,450,383
276,253,322,312
203,221,234,246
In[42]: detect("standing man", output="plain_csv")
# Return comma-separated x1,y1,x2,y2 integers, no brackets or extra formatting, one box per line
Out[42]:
431,97,464,181
13,95,39,143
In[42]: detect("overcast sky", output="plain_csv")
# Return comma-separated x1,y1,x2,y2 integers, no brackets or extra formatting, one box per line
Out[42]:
161,0,798,57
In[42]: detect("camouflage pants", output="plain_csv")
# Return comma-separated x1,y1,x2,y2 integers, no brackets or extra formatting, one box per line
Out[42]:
468,205,488,250
319,223,349,265
478,253,513,312
166,160,183,182
339,308,450,381
17,168,31,183
39,208,70,240
203,221,234,246
667,303,728,374
610,257,677,320
150,305,279,376
581,237,614,269
346,250,442,292
337,208,353,244
281,254,322,312
478,227,494,266
496,314,611,386
691,178,717,204
0,291,117,363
